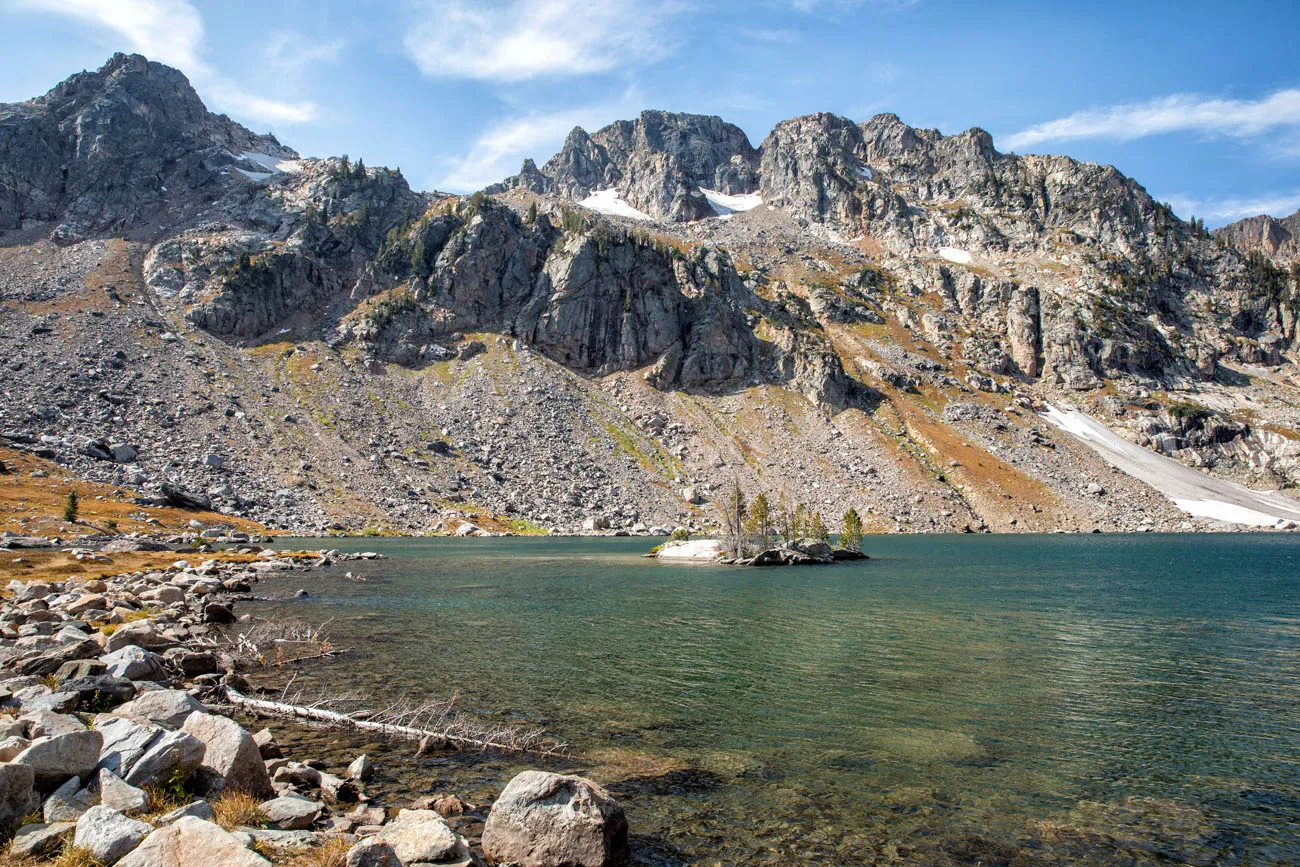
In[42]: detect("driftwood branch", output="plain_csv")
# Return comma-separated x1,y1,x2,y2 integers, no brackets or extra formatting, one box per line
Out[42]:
218,685,571,759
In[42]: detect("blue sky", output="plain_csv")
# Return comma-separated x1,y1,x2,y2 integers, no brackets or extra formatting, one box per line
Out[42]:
2,0,1298,225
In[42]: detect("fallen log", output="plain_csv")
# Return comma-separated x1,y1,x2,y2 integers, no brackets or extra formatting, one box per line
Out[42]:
217,685,571,758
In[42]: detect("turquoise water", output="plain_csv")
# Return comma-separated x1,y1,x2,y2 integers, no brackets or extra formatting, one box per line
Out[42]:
252,534,1300,865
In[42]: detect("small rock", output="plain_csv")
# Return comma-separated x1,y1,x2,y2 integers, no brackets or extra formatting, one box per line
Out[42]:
346,754,372,782
99,768,149,815
252,728,282,759
8,820,76,859
258,793,321,830
347,836,402,867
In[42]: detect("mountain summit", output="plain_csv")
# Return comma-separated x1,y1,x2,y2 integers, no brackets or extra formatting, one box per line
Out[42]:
0,53,292,238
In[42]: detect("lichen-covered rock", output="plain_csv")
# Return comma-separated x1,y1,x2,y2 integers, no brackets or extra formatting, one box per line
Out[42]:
482,771,628,867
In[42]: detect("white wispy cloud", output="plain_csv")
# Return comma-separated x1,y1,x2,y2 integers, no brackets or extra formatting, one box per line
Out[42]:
261,30,347,84
1165,191,1300,223
1004,89,1300,151
404,0,678,82
439,94,641,192
10,0,320,126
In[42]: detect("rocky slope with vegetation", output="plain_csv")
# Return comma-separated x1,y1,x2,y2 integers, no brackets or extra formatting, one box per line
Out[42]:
3,53,1300,537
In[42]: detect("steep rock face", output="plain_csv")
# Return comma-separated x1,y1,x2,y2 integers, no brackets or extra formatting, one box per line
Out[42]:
331,202,852,406
490,111,759,221
1216,209,1300,263
0,53,292,235
147,159,423,339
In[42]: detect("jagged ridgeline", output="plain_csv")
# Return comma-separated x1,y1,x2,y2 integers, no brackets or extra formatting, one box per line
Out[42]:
4,52,1300,536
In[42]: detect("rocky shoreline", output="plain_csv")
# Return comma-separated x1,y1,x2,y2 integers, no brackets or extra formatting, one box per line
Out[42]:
0,539,629,866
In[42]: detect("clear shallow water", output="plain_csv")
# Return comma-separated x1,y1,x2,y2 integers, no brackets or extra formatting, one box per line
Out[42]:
252,534,1300,865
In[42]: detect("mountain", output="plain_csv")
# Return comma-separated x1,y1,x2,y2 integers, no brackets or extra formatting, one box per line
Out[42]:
0,52,294,240
488,110,759,221
3,54,1300,539
1215,208,1300,264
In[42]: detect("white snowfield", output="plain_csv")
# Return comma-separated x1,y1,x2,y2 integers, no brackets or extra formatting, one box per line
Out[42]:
230,151,301,182
1041,404,1300,528
700,188,762,218
240,151,302,174
578,189,652,221
938,247,972,265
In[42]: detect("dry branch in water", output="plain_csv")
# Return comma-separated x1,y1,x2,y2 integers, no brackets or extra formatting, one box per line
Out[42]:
218,685,571,758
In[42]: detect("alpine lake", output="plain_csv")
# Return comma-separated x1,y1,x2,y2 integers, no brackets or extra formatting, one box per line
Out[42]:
243,534,1300,866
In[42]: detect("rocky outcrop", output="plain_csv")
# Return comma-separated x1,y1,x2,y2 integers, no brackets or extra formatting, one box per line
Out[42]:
0,53,293,236
490,110,759,221
1216,208,1300,263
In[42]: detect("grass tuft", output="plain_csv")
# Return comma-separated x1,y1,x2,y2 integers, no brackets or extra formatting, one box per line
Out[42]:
50,844,107,867
213,790,266,831
281,835,352,867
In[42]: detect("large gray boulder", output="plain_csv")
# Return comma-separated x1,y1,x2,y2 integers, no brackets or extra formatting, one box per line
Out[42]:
95,714,164,777
114,690,203,729
483,771,628,867
74,805,153,864
180,712,273,798
12,728,103,789
102,646,167,681
122,730,205,788
0,761,40,834
375,808,472,865
117,816,271,866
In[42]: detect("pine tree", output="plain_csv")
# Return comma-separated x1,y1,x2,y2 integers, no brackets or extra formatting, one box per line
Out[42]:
354,157,366,180
746,493,774,551
410,237,427,277
526,200,538,226
338,154,350,178
841,507,864,552
721,480,748,558
791,502,808,540
808,510,829,543
63,491,79,523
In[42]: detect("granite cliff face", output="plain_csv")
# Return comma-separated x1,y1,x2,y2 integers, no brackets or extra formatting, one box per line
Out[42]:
1215,208,1300,263
4,55,1300,538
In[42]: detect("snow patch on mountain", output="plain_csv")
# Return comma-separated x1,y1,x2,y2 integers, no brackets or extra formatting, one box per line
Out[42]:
579,189,652,221
700,188,762,218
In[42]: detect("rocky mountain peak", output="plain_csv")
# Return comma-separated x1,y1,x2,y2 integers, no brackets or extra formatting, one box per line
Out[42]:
490,110,759,221
0,52,292,237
